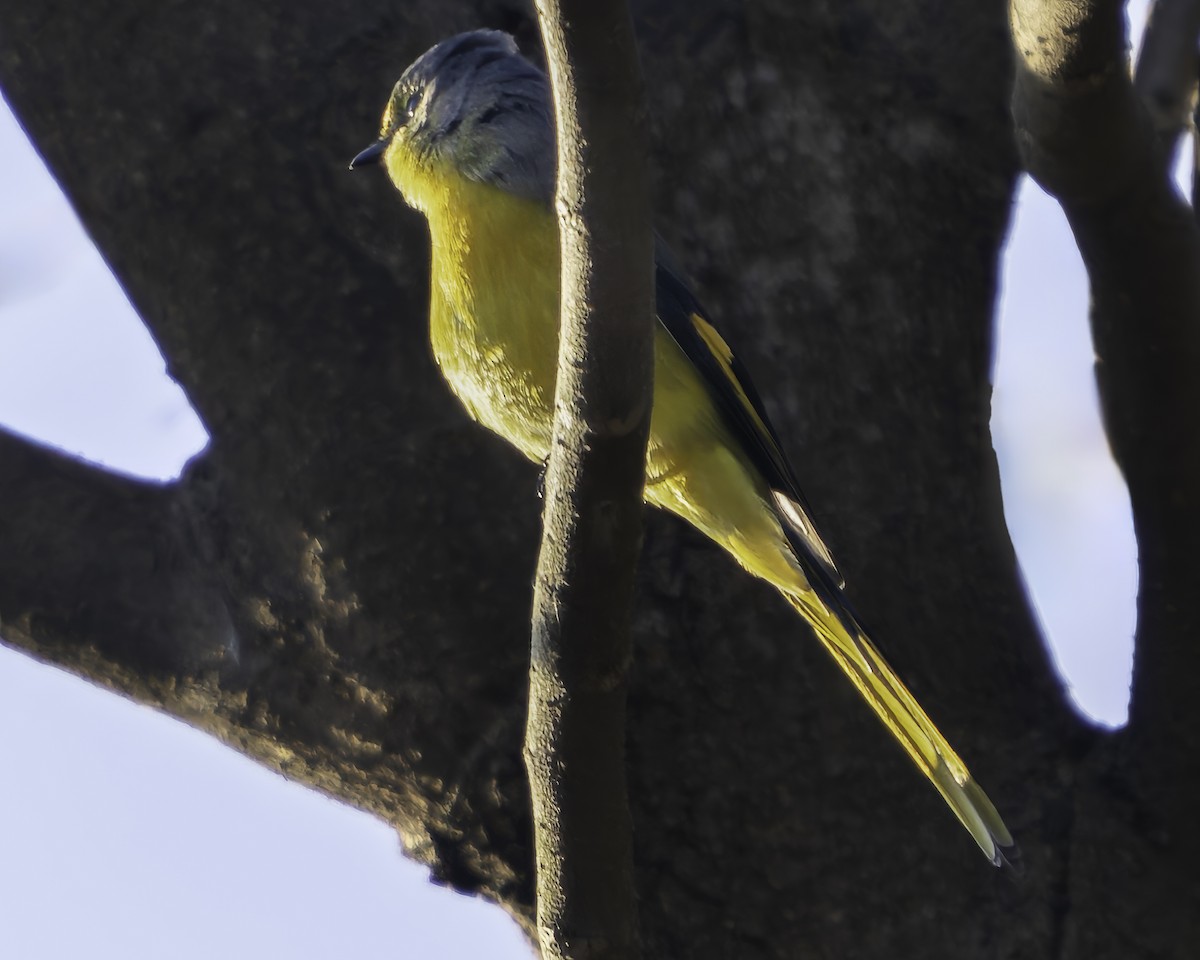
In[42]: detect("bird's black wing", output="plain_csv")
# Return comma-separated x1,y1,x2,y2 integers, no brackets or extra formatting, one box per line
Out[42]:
654,246,844,588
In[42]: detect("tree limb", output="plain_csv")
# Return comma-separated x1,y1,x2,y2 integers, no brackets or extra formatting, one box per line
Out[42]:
1011,0,1200,743
0,428,232,689
1010,1,1200,952
525,2,654,958
1194,60,1200,213
1133,0,1200,169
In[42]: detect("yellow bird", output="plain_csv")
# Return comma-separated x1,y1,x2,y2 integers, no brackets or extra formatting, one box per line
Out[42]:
352,29,1015,867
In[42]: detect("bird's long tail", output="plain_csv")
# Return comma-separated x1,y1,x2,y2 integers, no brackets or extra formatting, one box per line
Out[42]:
786,591,1017,869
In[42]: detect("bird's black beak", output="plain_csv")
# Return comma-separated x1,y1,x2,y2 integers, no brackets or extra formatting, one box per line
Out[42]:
349,139,387,170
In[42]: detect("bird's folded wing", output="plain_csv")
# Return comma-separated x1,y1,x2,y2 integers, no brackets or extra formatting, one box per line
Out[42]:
654,246,843,588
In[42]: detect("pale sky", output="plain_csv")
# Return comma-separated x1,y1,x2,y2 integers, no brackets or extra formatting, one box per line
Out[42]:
0,6,1174,957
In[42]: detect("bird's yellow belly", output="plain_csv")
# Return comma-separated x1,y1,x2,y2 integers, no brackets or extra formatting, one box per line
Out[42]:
433,315,556,462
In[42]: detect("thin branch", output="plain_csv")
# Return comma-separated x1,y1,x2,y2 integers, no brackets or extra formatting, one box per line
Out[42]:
526,2,653,958
1133,0,1200,170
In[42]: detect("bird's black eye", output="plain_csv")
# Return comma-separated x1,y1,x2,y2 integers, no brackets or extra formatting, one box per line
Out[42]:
404,91,421,122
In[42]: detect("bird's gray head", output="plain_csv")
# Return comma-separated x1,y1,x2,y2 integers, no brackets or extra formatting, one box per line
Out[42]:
352,31,555,205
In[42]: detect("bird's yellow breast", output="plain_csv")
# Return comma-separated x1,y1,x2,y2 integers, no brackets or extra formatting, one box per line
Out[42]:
403,157,562,461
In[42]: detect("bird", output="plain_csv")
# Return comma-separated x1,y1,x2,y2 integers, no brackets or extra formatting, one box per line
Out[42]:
351,29,1015,868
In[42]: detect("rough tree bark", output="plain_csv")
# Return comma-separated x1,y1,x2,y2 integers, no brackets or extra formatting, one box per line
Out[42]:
1,1,1197,958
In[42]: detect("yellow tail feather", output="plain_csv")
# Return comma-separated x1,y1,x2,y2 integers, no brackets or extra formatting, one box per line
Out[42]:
785,592,1016,868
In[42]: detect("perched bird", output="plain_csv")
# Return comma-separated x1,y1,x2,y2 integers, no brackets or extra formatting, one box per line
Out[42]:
352,29,1015,867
